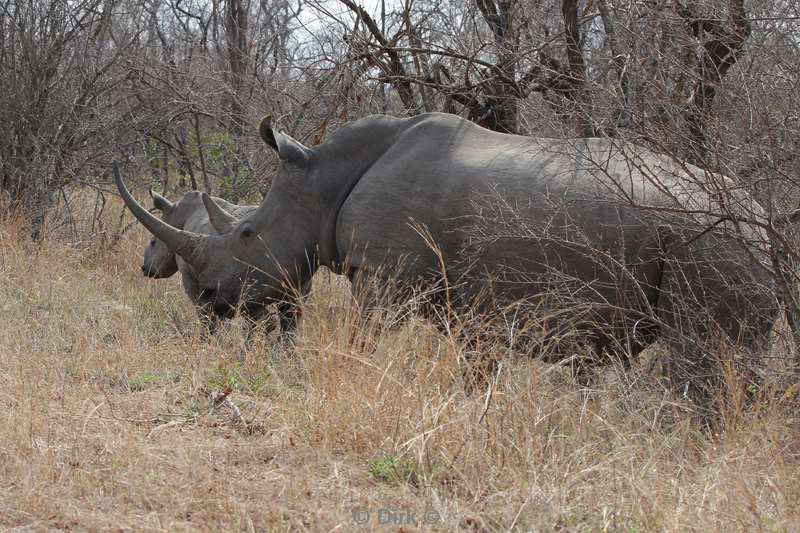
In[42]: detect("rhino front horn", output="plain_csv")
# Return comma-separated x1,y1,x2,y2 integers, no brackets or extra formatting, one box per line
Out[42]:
113,163,205,261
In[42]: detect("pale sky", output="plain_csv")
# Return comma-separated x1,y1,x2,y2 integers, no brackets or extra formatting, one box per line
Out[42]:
293,0,404,53
300,0,402,29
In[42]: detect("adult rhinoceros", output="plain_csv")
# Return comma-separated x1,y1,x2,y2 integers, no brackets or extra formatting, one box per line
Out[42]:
137,187,305,334
115,112,786,397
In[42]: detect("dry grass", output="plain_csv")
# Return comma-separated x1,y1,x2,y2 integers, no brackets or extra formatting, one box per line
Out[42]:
1,200,800,532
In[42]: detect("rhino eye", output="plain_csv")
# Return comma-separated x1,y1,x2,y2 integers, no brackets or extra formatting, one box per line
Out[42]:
241,227,254,239
150,240,156,247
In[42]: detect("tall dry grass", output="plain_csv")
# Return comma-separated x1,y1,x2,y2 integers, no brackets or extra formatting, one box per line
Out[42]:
1,197,799,531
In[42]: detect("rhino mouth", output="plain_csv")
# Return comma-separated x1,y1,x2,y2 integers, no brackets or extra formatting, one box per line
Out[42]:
196,278,277,319
141,264,167,279
203,300,269,319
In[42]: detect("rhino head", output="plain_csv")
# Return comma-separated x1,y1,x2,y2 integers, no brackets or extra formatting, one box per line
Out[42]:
116,116,327,318
141,189,179,278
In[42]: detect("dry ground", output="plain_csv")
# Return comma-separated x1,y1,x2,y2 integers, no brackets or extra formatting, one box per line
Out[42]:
1,200,800,532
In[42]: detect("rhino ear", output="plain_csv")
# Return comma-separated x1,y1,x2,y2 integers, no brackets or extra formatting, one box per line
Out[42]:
202,193,238,234
259,115,310,166
150,188,174,213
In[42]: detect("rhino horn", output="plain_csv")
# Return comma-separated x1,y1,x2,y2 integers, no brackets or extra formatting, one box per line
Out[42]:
149,188,174,213
201,193,238,234
114,163,204,261
258,114,310,165
258,114,274,147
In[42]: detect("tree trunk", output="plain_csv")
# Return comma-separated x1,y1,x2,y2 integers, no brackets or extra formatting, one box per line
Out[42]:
225,0,248,135
679,0,751,161
561,0,592,136
475,0,518,133
598,0,630,132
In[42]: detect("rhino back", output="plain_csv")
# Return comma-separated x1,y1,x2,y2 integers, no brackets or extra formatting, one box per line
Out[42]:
334,114,772,320
338,119,662,278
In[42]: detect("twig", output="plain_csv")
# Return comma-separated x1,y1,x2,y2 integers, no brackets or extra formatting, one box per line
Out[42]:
209,387,249,432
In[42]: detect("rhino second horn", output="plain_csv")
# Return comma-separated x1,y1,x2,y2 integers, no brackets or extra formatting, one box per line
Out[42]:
202,193,238,234
150,188,174,213
113,163,204,261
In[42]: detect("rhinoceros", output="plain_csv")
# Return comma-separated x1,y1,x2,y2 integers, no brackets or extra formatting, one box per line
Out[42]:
115,112,790,398
137,187,305,334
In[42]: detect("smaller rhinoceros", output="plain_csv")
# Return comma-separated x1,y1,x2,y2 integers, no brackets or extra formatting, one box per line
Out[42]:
140,188,306,334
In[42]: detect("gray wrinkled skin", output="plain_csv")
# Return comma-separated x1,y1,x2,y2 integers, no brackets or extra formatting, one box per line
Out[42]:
142,191,257,303
118,112,782,384
138,189,304,333
142,190,249,283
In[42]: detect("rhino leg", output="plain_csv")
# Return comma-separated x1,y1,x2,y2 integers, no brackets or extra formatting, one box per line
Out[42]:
345,268,381,351
656,236,774,413
180,269,222,335
276,301,300,333
348,267,406,330
588,313,661,371
567,327,656,387
237,279,313,361
345,268,434,352
238,308,280,352
455,330,502,392
237,314,278,363
198,307,221,335
276,278,312,334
